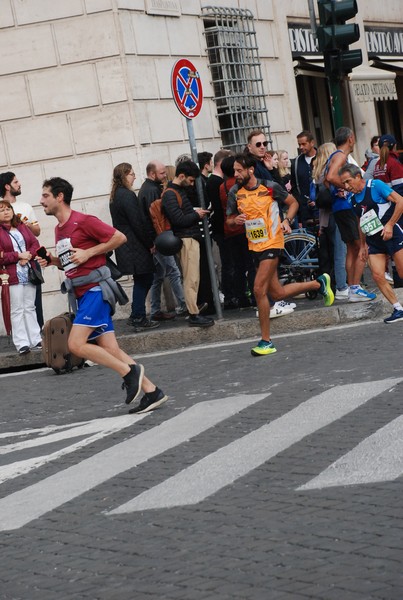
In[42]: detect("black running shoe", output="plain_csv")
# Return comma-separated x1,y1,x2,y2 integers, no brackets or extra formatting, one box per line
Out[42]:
128,387,168,414
188,314,215,328
122,364,144,404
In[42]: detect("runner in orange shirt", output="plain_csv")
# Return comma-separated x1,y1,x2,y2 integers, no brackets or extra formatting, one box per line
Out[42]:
226,154,334,356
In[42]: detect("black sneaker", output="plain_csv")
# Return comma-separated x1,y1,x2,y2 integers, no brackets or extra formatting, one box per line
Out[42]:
122,364,145,404
128,387,168,414
188,314,215,328
32,342,42,351
18,346,30,355
131,317,160,332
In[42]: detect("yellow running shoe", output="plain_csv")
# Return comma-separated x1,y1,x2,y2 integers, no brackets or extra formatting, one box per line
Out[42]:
251,340,277,357
317,273,334,307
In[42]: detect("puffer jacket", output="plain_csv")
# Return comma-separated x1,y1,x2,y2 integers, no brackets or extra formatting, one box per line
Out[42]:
109,186,154,275
161,183,201,239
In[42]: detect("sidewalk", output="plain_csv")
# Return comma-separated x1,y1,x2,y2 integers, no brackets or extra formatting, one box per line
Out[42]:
0,293,387,373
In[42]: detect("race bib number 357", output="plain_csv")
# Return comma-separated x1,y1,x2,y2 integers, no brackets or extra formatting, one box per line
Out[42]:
245,218,268,243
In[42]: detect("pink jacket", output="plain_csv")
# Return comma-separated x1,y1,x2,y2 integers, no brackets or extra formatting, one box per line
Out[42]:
0,223,40,285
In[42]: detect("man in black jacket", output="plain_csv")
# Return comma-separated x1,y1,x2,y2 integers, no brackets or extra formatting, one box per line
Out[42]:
290,130,317,226
138,160,186,320
162,161,214,328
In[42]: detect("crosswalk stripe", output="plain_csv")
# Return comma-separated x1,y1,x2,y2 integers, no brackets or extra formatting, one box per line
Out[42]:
0,393,268,531
108,378,402,513
298,415,403,490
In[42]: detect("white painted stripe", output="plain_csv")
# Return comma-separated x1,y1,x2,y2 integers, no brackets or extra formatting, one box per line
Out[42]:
108,378,402,513
0,415,146,484
0,393,268,531
298,415,403,490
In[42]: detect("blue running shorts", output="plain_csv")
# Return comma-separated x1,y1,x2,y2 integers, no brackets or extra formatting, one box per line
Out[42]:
73,287,114,340
367,223,403,257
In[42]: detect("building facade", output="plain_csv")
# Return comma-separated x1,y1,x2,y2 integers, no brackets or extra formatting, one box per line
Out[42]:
0,0,402,327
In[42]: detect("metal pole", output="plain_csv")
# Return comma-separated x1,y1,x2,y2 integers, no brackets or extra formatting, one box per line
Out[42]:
186,118,223,320
328,76,344,131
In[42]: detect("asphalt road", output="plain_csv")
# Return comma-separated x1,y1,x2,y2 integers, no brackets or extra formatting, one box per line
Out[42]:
0,320,402,600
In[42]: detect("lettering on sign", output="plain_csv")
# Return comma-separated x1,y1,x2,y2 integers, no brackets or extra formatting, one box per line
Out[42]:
288,24,319,57
351,79,397,102
145,0,181,17
365,27,403,57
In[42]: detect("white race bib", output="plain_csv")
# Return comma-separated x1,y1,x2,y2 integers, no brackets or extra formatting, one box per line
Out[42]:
245,218,268,243
360,209,383,236
55,237,75,272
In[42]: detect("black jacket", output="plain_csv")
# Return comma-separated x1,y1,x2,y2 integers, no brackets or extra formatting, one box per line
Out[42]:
138,178,163,239
109,186,154,275
161,183,201,239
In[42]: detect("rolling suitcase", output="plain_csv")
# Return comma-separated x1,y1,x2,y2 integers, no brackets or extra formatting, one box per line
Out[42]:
42,312,85,374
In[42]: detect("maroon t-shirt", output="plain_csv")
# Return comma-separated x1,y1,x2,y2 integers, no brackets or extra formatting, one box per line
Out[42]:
55,210,117,297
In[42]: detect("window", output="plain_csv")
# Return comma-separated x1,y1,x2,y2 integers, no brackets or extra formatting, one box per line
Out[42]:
202,6,272,152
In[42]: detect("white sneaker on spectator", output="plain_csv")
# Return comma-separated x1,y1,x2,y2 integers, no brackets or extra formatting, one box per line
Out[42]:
276,300,297,310
385,272,394,284
270,302,294,318
335,287,349,300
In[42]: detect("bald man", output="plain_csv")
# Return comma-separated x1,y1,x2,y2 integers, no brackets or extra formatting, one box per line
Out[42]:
138,161,186,320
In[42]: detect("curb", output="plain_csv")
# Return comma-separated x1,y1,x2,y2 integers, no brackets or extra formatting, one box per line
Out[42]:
0,298,386,372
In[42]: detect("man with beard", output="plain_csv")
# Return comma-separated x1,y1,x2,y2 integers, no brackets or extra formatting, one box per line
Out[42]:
226,154,334,356
0,171,44,327
138,160,186,320
161,160,214,328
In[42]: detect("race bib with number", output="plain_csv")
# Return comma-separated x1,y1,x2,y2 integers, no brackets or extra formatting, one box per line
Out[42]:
359,209,383,236
55,237,75,272
245,218,268,243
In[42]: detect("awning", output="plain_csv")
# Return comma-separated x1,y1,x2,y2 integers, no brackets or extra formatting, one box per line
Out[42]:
348,64,397,102
293,58,325,78
370,59,403,72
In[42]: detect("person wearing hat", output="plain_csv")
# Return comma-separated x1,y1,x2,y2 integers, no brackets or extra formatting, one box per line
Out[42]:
373,134,403,196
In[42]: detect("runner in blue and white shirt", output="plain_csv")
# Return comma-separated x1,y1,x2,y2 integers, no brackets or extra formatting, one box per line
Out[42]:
339,163,403,324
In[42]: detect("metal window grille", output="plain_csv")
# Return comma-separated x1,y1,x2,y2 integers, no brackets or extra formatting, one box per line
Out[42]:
201,6,272,152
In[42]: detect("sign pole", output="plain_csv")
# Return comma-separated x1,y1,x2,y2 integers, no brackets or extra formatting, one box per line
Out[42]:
171,58,223,321
186,118,223,320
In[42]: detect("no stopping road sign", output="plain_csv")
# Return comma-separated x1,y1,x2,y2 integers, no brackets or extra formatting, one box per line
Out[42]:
171,59,203,119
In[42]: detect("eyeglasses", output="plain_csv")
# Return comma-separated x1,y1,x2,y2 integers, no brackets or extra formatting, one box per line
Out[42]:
255,141,268,148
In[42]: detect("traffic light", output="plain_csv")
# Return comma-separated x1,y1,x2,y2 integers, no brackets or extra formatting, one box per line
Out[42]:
316,0,362,77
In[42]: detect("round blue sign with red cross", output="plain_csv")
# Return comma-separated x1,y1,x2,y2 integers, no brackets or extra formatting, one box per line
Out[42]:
171,59,203,119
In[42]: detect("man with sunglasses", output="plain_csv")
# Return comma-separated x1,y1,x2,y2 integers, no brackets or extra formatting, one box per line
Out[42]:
246,130,274,181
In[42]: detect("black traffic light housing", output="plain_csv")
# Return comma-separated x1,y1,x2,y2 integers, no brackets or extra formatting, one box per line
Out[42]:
317,0,362,78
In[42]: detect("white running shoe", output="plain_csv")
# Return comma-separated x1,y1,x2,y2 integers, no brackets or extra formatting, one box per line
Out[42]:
385,272,394,284
270,302,294,318
335,287,349,300
276,300,297,310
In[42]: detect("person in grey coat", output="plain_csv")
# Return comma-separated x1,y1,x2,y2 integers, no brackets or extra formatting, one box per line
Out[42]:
109,163,159,331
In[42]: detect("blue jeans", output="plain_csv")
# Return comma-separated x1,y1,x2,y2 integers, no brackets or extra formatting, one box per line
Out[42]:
150,252,185,314
131,272,154,320
333,221,348,291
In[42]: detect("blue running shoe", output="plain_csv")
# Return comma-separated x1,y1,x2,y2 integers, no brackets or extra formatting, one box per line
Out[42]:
384,308,403,324
251,339,277,357
317,273,334,306
348,287,376,302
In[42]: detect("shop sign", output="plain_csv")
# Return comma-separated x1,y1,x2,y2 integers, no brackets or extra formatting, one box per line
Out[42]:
351,79,397,103
365,27,403,57
288,23,319,57
145,0,181,17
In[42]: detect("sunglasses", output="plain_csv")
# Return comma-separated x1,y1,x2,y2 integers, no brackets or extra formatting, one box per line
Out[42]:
255,141,268,148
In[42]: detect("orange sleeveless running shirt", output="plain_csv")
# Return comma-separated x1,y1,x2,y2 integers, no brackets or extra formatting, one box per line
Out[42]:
236,183,284,252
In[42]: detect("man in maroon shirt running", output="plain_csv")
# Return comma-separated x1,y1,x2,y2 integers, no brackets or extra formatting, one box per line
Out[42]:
38,177,167,414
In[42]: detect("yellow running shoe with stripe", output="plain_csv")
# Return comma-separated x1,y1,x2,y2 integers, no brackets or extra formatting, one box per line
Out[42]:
317,273,334,307
251,340,277,357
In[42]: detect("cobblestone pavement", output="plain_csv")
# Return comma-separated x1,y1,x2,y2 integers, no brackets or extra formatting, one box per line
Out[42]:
0,320,402,600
